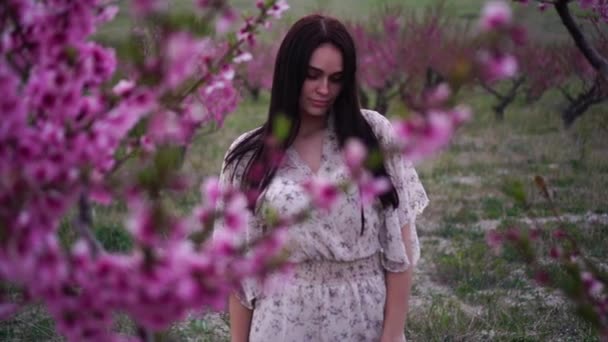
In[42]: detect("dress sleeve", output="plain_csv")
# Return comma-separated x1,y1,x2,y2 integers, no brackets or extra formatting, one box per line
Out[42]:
380,150,429,272
214,131,261,309
362,109,429,272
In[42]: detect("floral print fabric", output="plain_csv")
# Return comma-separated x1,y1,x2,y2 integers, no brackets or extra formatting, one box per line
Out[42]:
216,109,428,341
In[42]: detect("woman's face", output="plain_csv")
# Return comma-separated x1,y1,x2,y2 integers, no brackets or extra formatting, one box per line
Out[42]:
299,43,344,118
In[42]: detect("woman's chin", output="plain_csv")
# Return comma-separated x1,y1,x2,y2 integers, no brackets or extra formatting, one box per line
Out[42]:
302,106,330,118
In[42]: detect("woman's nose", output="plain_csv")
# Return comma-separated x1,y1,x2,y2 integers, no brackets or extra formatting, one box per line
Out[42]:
316,78,329,95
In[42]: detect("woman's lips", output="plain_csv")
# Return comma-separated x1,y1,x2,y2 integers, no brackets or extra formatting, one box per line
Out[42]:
310,99,329,107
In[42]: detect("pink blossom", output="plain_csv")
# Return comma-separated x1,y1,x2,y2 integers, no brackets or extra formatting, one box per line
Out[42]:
268,0,290,19
202,177,222,208
131,0,168,17
344,138,368,176
113,79,135,97
197,67,240,127
81,42,117,86
125,199,157,246
358,174,391,205
223,193,249,232
505,227,521,242
509,25,528,46
419,111,453,157
147,110,185,144
392,109,462,164
578,0,596,9
0,1,342,340
534,270,551,285
237,19,257,46
581,272,605,297
424,83,451,107
237,41,277,93
302,177,340,211
485,229,504,254
251,227,289,261
216,8,238,34
89,184,113,205
234,52,253,64
479,0,512,31
553,229,568,239
477,50,518,83
164,33,209,89
549,246,562,259
0,302,20,320
450,105,473,126
97,5,120,24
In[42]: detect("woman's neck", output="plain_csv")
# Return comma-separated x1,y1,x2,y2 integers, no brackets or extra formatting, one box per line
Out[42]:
297,113,328,139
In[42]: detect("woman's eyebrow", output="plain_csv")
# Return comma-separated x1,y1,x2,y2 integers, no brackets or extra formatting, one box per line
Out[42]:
308,66,343,76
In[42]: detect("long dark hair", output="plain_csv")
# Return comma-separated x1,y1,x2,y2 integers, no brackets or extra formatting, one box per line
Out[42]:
224,14,399,216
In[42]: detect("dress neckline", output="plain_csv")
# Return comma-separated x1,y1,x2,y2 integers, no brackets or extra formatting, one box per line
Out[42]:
287,116,335,176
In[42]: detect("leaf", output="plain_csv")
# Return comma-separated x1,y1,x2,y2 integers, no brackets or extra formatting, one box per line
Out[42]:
127,117,149,139
154,145,185,178
167,12,213,36
501,179,528,207
262,205,281,228
272,114,291,143
575,304,602,329
448,57,473,87
365,148,384,171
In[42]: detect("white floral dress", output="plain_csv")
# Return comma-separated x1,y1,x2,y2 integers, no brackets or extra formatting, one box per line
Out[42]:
217,109,428,342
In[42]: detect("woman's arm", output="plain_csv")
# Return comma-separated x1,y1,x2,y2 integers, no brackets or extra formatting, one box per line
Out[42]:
381,223,415,342
229,293,253,342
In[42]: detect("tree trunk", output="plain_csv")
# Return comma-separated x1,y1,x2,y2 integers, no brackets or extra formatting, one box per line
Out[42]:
493,77,525,121
249,87,260,102
374,89,389,115
424,67,445,90
358,85,369,109
554,0,608,80
562,77,607,127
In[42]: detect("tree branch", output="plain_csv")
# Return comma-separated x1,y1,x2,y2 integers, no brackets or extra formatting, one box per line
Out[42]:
554,0,608,79
479,81,504,99
558,85,575,103
75,193,104,257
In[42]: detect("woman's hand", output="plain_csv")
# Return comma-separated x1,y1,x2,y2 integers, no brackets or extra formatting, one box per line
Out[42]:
380,331,406,342
228,293,253,342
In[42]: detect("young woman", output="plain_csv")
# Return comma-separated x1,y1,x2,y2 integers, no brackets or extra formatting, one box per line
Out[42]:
218,14,428,342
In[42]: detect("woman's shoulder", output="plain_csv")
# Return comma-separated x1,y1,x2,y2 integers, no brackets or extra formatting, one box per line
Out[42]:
360,108,395,146
221,127,261,180
226,126,262,155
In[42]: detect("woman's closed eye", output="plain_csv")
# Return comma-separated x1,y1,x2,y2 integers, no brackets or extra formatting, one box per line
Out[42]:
329,74,343,83
306,71,321,80
306,67,343,83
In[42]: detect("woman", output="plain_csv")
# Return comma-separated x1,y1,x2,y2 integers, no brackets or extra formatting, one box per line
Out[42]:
218,14,428,342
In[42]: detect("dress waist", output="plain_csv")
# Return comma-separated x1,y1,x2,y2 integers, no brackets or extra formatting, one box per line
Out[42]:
289,253,383,285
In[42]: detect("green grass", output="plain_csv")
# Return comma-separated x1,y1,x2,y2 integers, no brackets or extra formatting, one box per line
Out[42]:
407,294,482,341
433,239,516,296
481,197,504,219
411,73,607,341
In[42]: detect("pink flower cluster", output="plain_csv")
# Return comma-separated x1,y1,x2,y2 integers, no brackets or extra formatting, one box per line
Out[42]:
476,0,523,83
343,139,391,205
514,0,608,21
0,0,290,340
350,14,403,91
300,139,392,212
237,40,278,96
392,83,472,163
486,226,608,333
